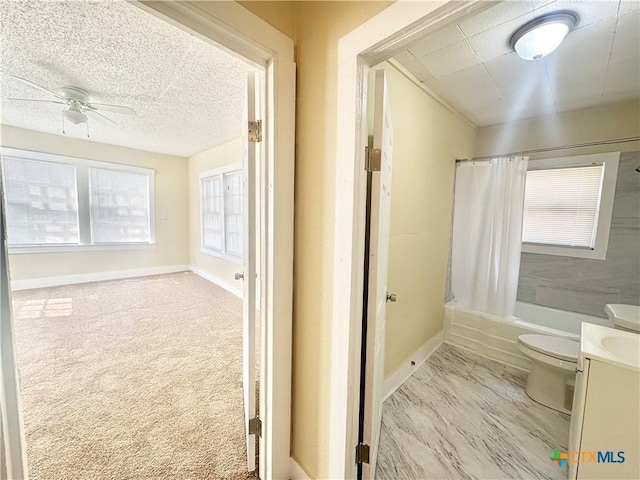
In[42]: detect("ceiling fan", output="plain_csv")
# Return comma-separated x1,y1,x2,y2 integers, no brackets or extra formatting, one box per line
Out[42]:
3,74,137,136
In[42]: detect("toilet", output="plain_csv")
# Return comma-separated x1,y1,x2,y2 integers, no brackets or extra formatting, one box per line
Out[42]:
518,303,640,414
518,334,579,413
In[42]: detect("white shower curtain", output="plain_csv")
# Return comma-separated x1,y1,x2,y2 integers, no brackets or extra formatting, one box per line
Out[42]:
451,156,528,317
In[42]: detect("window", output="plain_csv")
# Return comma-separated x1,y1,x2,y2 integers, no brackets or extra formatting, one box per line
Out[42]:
2,157,79,245
90,168,152,243
521,152,620,260
1,148,155,250
200,164,243,259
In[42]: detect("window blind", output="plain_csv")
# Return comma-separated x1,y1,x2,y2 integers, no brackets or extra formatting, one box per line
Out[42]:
90,168,151,243
202,176,223,251
224,171,243,257
2,157,79,245
522,164,605,248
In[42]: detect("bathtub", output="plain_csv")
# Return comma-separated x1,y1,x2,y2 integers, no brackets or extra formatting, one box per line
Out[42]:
443,301,611,370
513,302,611,335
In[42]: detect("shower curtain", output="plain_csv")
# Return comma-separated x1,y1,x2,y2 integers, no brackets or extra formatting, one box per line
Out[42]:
451,156,528,317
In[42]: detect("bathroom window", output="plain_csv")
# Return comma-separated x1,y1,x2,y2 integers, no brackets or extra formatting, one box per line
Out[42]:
521,152,620,260
200,163,244,261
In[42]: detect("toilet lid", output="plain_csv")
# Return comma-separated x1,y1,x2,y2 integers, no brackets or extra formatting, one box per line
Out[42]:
519,334,580,362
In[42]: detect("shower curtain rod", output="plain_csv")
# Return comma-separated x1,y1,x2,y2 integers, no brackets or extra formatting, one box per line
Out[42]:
455,136,640,163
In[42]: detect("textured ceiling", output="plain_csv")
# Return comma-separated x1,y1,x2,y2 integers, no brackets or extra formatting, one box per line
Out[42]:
0,0,257,157
393,0,640,127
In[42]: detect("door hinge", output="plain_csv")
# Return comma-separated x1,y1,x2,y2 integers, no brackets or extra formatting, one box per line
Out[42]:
249,416,262,437
355,443,370,464
248,120,262,142
365,146,381,172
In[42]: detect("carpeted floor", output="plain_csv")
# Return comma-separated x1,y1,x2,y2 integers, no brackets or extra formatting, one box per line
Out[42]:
12,272,258,480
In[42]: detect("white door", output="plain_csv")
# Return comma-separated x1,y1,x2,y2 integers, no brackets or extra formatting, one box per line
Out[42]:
241,71,259,473
363,69,393,479
0,170,28,478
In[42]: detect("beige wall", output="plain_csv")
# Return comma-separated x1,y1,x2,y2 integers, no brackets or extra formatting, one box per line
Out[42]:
237,1,296,39
369,64,477,378
1,124,189,281
476,100,640,159
241,1,393,478
187,138,244,287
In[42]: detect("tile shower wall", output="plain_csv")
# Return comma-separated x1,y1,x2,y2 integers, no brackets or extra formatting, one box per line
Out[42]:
517,152,640,318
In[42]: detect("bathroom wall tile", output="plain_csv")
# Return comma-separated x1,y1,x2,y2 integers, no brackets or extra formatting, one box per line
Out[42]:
612,155,640,218
613,190,640,219
517,152,640,315
536,279,620,317
615,154,640,193
516,275,538,303
519,253,580,282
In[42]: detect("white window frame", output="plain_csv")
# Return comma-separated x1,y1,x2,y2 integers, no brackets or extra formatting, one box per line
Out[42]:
199,162,243,264
0,147,156,254
522,152,620,260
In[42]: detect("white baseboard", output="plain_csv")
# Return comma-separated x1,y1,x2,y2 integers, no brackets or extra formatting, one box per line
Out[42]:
189,265,243,298
289,457,310,480
10,265,189,291
382,331,444,402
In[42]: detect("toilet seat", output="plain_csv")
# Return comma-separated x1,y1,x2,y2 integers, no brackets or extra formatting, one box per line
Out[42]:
519,334,579,362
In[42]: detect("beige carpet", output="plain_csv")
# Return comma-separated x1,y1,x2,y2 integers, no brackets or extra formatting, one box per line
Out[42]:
12,272,258,480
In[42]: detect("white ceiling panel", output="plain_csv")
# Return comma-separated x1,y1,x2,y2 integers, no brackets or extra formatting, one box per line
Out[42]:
458,0,533,37
394,50,417,65
543,18,616,78
467,13,534,63
484,51,547,85
418,40,479,78
619,0,640,14
533,0,620,28
402,60,434,82
531,0,559,9
0,0,257,157
407,25,465,59
431,65,507,112
603,57,640,99
500,79,556,109
392,0,639,127
552,70,607,105
610,9,640,62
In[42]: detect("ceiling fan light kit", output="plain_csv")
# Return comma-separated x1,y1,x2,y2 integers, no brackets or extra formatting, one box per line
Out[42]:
63,105,87,125
510,11,578,61
3,74,137,137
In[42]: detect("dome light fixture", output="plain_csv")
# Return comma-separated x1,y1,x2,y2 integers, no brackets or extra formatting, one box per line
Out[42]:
510,12,578,61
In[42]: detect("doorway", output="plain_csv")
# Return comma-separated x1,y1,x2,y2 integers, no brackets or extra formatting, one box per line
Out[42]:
0,2,295,479
328,1,492,478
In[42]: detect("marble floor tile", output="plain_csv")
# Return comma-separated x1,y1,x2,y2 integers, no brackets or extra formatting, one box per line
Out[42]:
376,343,570,480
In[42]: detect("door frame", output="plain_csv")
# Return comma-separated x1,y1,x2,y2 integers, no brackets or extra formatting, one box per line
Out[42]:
329,1,484,478
0,2,295,479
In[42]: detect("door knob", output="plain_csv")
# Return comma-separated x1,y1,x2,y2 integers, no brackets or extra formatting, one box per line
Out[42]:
386,293,397,303
235,272,244,280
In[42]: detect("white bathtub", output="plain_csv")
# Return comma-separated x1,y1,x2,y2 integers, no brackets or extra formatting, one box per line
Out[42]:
443,301,611,370
512,302,611,336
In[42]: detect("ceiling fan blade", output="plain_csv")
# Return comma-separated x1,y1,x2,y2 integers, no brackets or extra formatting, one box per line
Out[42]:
3,74,64,100
87,103,136,116
7,98,65,105
85,109,117,125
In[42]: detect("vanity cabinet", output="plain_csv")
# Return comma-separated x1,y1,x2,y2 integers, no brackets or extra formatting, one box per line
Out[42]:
568,357,639,480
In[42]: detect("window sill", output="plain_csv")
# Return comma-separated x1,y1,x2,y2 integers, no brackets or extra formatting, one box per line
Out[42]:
522,243,605,260
201,248,243,264
8,243,157,255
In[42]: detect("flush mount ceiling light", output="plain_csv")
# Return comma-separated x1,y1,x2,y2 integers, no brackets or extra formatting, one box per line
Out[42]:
510,12,578,61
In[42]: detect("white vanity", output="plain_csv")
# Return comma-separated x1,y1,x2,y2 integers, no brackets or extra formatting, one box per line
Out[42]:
568,322,640,480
